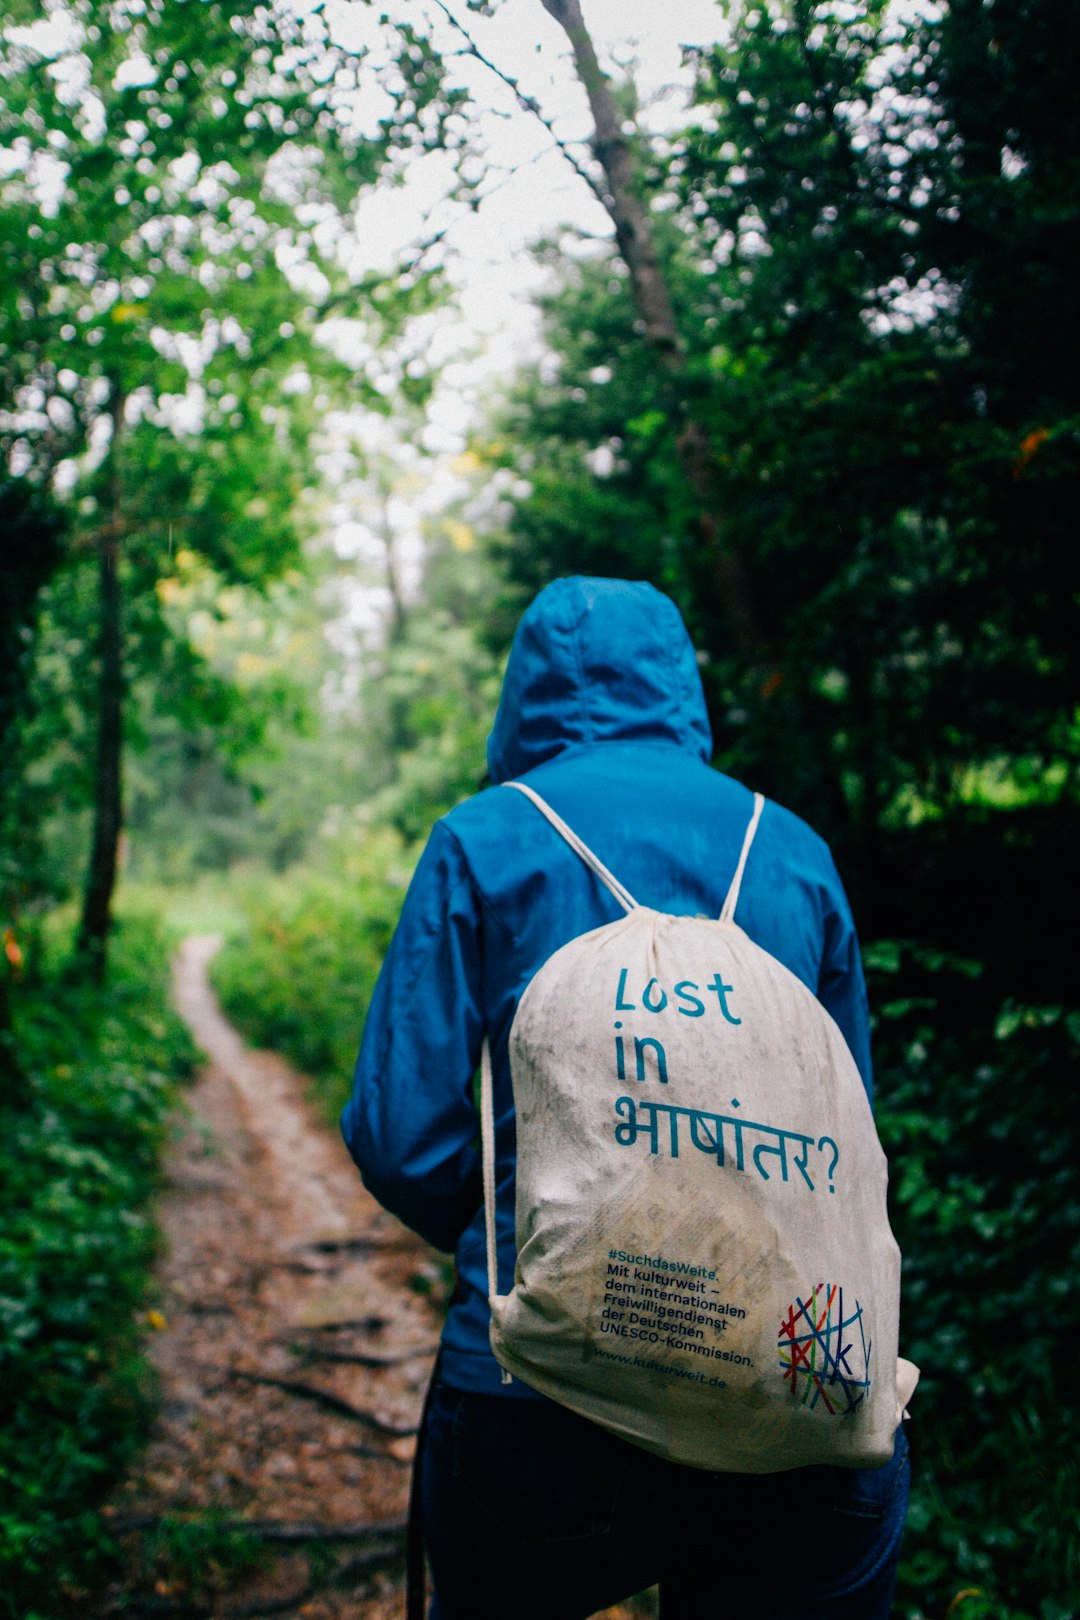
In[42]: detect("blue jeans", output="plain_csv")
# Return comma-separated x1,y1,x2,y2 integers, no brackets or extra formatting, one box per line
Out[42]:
422,1386,910,1620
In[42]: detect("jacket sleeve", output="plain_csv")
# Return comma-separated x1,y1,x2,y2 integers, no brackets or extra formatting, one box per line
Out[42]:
340,820,485,1252
816,854,874,1105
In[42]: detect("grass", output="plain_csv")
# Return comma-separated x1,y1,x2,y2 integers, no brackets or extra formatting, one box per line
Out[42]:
126,1511,269,1604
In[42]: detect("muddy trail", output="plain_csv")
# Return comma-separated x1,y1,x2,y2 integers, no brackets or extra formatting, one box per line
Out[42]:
95,936,648,1620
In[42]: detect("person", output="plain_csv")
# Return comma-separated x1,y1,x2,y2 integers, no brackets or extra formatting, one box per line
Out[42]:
341,576,909,1619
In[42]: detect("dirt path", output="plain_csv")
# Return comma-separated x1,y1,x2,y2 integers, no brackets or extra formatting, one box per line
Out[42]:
97,936,647,1620
98,935,439,1617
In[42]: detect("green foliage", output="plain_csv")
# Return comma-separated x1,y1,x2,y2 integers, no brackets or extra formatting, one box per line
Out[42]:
487,0,1078,929
870,943,1080,1618
356,531,505,842
0,478,65,1071
0,0,441,473
203,500,504,1128
0,0,456,937
672,0,1078,862
1,3,1075,1615
0,908,197,1615
481,250,689,604
0,482,63,763
123,554,327,876
210,832,412,1121
470,5,1079,1612
129,1511,268,1604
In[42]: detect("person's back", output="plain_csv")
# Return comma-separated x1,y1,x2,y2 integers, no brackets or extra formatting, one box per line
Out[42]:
342,576,909,1618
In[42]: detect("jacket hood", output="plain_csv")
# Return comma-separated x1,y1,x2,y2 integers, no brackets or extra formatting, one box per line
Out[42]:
486,576,713,783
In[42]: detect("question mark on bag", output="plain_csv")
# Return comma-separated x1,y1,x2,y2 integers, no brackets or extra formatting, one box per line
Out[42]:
817,1135,839,1193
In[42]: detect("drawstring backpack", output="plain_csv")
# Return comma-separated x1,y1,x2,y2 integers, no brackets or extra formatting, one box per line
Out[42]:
480,782,918,1472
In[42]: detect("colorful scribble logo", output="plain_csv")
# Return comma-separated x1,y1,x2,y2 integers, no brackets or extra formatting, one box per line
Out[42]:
778,1283,871,1415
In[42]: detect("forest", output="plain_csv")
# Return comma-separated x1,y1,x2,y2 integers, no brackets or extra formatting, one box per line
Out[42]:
1,0,1077,1616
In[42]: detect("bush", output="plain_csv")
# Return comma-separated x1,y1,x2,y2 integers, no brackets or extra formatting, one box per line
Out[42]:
870,943,1080,1620
0,910,197,1617
210,828,413,1121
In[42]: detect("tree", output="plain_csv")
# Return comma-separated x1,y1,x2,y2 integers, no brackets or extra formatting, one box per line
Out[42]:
486,0,1077,940
311,428,504,839
0,480,63,1102
673,0,1078,943
474,4,1080,1609
0,0,456,971
537,0,764,665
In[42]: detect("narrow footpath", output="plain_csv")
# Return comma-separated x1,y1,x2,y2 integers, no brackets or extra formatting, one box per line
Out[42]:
95,935,648,1619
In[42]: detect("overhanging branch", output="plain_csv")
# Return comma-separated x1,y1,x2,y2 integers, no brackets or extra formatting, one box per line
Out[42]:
429,0,608,209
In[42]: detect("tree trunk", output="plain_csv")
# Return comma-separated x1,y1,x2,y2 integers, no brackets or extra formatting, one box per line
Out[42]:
76,392,125,980
539,0,764,665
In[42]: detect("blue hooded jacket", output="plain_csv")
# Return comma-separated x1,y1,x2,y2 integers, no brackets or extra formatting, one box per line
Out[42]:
341,577,872,1397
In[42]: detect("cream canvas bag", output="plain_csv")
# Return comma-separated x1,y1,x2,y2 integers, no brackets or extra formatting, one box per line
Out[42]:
481,783,918,1473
